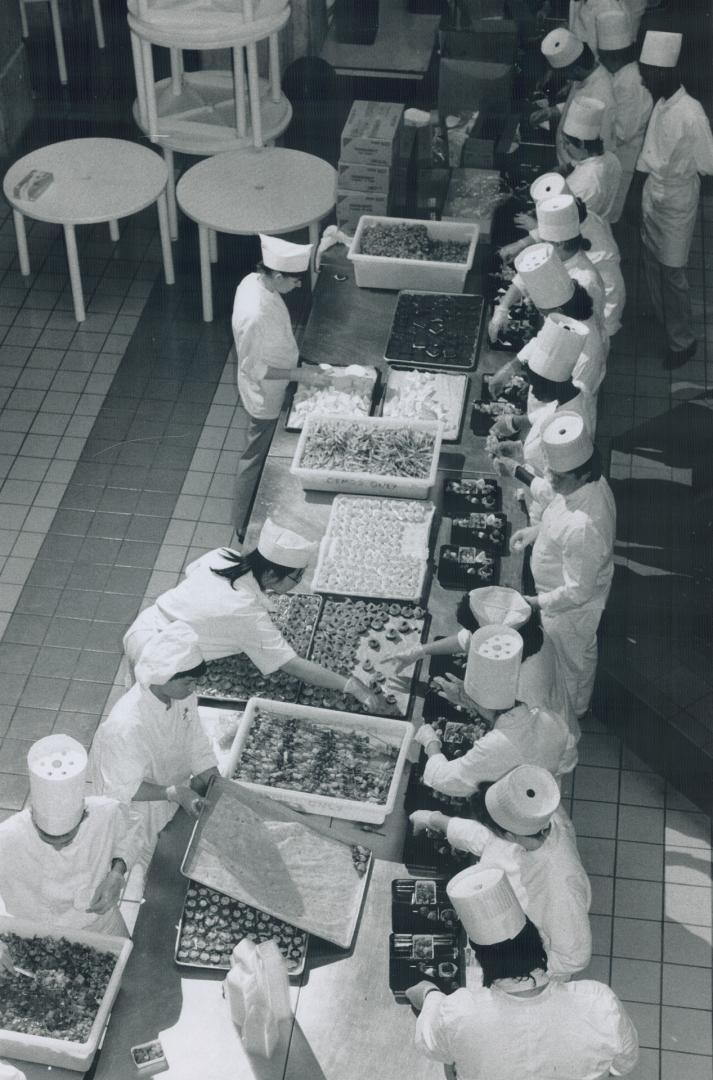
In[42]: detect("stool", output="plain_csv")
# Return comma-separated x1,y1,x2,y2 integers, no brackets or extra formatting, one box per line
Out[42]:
19,0,105,86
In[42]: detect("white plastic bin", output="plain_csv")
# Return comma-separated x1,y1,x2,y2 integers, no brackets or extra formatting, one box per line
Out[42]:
347,215,478,292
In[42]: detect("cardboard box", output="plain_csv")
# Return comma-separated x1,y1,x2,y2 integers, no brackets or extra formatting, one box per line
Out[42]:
438,58,513,119
337,161,391,195
439,20,518,64
340,100,404,167
336,189,391,232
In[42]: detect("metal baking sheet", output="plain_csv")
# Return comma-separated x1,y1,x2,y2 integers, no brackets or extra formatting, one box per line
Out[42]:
284,367,380,433
181,778,372,950
378,368,469,444
174,879,308,977
384,291,485,372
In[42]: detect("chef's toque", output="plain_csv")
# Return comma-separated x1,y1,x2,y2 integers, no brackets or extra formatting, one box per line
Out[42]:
562,96,606,141
530,172,570,204
514,244,574,310
519,313,588,382
485,765,561,835
542,409,594,471
464,625,523,711
596,10,635,50
135,621,204,688
257,517,317,569
535,193,580,242
447,867,526,945
640,30,682,68
28,734,87,836
259,235,313,274
541,28,584,69
468,586,531,630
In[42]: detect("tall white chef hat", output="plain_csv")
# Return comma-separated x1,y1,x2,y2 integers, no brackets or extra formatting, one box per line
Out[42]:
535,193,580,242
541,27,584,69
468,586,531,630
562,96,606,141
640,29,682,68
28,734,87,836
135,621,204,689
514,244,574,311
530,172,571,204
257,517,317,569
519,312,588,381
464,625,523,711
542,409,594,471
596,9,635,50
485,764,561,835
259,234,313,274
446,866,526,945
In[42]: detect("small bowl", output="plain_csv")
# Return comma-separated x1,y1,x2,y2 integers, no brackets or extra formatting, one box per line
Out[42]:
131,1039,168,1076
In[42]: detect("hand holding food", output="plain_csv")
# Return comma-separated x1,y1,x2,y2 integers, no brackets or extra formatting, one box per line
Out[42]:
409,809,438,835
405,979,439,1010
414,723,442,752
492,454,518,478
86,868,124,915
490,414,519,439
511,526,539,552
383,646,424,674
488,306,509,343
432,673,469,709
169,784,205,818
344,675,378,709
514,212,537,233
530,106,554,126
300,368,332,388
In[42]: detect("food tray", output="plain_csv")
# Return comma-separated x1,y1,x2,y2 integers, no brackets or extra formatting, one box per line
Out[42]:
384,291,485,371
348,216,479,293
405,694,487,815
302,597,429,718
182,778,372,949
284,365,379,433
389,933,467,1000
225,697,413,823
196,592,322,705
402,820,474,878
442,476,501,515
380,368,469,443
0,917,132,1072
391,879,459,933
482,372,529,411
311,495,435,601
470,398,521,436
174,879,308,977
290,415,443,500
450,511,508,554
438,545,500,590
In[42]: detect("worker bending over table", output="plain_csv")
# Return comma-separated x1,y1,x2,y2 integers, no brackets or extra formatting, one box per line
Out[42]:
0,734,142,950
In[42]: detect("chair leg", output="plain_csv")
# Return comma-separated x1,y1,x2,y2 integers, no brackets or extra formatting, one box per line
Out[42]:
141,38,159,142
12,210,30,277
19,0,29,38
163,148,178,241
269,32,281,104
130,29,148,130
156,193,175,286
91,0,105,49
48,0,68,85
233,46,247,138
246,41,262,147
63,224,85,322
109,219,119,242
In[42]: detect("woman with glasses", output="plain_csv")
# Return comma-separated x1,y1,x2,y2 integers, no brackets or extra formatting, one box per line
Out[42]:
123,517,378,710
410,766,592,980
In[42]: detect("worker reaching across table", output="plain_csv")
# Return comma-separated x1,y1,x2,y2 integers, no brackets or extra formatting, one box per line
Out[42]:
410,767,592,978
511,411,616,720
636,30,713,369
123,518,379,712
408,864,638,1076
559,98,623,223
0,735,142,941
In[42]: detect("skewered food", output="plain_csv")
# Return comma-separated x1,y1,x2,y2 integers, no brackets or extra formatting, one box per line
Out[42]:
360,222,469,263
297,419,436,478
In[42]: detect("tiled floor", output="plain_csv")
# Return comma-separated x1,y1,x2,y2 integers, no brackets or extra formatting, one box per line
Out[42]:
1,5,712,1076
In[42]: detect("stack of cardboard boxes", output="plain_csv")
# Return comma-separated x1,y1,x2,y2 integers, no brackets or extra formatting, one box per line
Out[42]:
336,100,405,233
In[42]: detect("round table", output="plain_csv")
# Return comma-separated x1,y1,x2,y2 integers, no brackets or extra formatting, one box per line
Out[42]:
176,147,336,322
3,138,175,323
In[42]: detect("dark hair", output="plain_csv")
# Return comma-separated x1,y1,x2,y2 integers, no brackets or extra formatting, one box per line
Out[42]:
640,64,682,100
455,595,545,663
598,43,638,66
558,234,592,255
563,132,604,157
557,281,593,322
565,42,595,76
470,916,548,988
574,196,588,224
173,660,208,680
211,548,296,589
570,447,602,481
526,368,577,406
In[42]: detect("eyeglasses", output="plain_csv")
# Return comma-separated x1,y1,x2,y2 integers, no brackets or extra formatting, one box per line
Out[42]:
286,568,304,584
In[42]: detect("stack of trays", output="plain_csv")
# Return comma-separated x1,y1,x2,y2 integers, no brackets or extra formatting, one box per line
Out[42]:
389,881,466,1000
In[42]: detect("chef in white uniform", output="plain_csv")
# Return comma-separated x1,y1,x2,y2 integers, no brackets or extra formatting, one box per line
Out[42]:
637,31,713,367
411,767,592,977
414,627,576,796
532,29,615,170
512,412,616,718
0,735,141,940
231,235,330,540
91,622,219,871
596,10,653,222
123,519,378,710
408,864,638,1075
561,98,624,223
568,0,625,60
536,193,608,333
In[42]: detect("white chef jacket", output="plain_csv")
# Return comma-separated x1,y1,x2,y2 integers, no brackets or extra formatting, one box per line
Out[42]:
416,979,639,1078
567,152,623,223
445,809,592,977
124,550,297,671
556,66,615,169
423,703,575,797
562,250,607,334
568,0,625,58
531,478,615,617
570,314,607,432
638,87,713,267
0,798,141,936
232,273,299,419
610,62,653,176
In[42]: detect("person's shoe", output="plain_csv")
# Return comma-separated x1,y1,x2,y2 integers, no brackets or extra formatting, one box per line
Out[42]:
663,341,697,370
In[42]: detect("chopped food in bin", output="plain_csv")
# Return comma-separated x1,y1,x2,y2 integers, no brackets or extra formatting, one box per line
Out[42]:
298,419,435,478
360,222,469,263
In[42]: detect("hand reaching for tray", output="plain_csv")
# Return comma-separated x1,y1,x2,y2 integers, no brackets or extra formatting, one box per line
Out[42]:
432,673,470,710
86,868,125,915
382,645,425,674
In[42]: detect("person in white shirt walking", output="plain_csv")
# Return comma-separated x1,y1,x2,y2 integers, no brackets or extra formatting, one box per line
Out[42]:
636,31,713,368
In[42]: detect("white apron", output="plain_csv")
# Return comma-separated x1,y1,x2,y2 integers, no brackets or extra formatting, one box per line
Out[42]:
641,173,700,268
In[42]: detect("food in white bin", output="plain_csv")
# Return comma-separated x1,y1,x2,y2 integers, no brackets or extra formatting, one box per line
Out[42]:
299,419,436,477
288,364,377,430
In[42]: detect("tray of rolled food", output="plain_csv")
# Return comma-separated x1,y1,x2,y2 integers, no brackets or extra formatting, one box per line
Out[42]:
442,475,501,515
284,364,379,432
174,880,309,977
389,932,467,1001
437,545,499,590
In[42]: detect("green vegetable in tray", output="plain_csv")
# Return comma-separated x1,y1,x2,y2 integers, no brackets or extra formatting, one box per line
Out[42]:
299,420,435,477
360,223,469,264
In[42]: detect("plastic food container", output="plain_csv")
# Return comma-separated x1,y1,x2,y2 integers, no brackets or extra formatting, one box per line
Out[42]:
0,917,133,1072
131,1039,168,1076
225,697,414,823
290,415,443,500
347,216,478,293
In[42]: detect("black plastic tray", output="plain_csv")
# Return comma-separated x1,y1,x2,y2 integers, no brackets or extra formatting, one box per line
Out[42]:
442,476,501,515
384,291,485,372
438,545,500,590
402,820,474,877
389,932,466,1000
450,511,508,554
391,879,459,933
